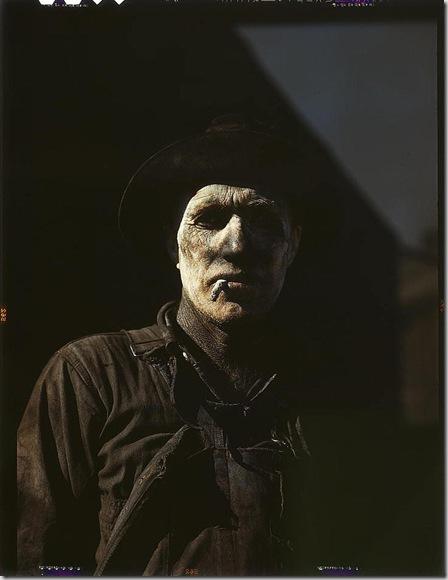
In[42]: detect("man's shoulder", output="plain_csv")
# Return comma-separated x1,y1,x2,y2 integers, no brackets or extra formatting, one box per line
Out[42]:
55,324,165,370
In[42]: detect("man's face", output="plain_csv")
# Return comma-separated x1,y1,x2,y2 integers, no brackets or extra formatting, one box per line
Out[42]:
176,184,300,325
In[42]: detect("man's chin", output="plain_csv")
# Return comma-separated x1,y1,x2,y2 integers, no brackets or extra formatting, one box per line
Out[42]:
202,299,263,326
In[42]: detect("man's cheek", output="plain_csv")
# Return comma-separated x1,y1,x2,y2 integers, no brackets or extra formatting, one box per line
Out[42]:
272,243,291,268
178,237,195,262
253,237,286,259
179,229,213,261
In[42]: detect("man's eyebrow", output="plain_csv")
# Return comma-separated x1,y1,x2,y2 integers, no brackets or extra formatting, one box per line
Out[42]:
244,198,277,208
186,195,279,216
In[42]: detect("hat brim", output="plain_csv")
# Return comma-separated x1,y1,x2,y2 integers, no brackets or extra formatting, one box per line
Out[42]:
118,128,312,257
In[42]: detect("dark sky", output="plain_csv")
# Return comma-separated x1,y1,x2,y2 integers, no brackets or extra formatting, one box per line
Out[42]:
238,21,438,251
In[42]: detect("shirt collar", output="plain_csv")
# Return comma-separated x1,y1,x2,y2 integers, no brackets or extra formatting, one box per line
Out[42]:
124,301,178,359
125,301,305,432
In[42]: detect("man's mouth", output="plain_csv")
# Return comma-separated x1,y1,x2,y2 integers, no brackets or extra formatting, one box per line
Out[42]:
209,272,253,285
209,273,256,302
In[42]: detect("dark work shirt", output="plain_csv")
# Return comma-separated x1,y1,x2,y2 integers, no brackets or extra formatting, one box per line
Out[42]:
17,303,311,576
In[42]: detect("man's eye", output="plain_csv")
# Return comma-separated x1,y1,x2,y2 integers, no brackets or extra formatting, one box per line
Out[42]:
194,210,228,229
248,210,271,226
246,209,283,233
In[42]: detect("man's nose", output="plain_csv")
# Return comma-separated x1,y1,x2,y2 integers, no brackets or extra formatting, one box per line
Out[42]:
219,214,248,257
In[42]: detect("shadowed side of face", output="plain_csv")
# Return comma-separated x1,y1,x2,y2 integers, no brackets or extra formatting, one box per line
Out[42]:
176,184,300,325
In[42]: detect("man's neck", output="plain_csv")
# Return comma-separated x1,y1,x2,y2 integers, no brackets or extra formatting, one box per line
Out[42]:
176,295,267,394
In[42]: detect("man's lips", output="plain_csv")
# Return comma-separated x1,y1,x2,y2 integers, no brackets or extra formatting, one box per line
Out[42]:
209,272,255,285
208,274,258,301
225,281,252,292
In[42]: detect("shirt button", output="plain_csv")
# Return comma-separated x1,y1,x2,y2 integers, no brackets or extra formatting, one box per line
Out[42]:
182,351,189,361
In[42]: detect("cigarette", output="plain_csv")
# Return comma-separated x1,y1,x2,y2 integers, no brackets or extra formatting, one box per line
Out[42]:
211,279,228,301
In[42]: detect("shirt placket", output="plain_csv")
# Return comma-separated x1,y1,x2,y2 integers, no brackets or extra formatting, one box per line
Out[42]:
194,405,238,576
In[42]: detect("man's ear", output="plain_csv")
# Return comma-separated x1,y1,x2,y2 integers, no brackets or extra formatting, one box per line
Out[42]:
286,225,301,267
165,227,179,265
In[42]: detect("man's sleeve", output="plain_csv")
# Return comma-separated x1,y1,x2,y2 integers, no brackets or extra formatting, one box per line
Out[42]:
17,349,106,575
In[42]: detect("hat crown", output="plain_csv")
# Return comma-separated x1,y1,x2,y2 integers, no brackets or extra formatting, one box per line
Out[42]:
206,114,250,133
205,114,275,135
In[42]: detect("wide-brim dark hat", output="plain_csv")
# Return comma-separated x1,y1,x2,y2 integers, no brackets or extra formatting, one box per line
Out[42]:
119,117,315,256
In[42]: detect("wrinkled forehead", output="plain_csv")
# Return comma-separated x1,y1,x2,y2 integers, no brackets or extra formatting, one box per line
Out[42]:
184,183,287,212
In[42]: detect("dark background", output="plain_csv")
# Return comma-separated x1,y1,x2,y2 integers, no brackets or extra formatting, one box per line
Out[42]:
2,0,444,575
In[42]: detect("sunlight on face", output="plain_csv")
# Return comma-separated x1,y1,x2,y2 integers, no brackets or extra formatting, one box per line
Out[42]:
176,184,300,325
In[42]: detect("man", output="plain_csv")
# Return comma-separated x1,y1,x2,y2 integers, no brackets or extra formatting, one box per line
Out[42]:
17,117,314,576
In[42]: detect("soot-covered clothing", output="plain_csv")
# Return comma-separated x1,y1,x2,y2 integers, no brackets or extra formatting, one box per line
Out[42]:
17,303,312,576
